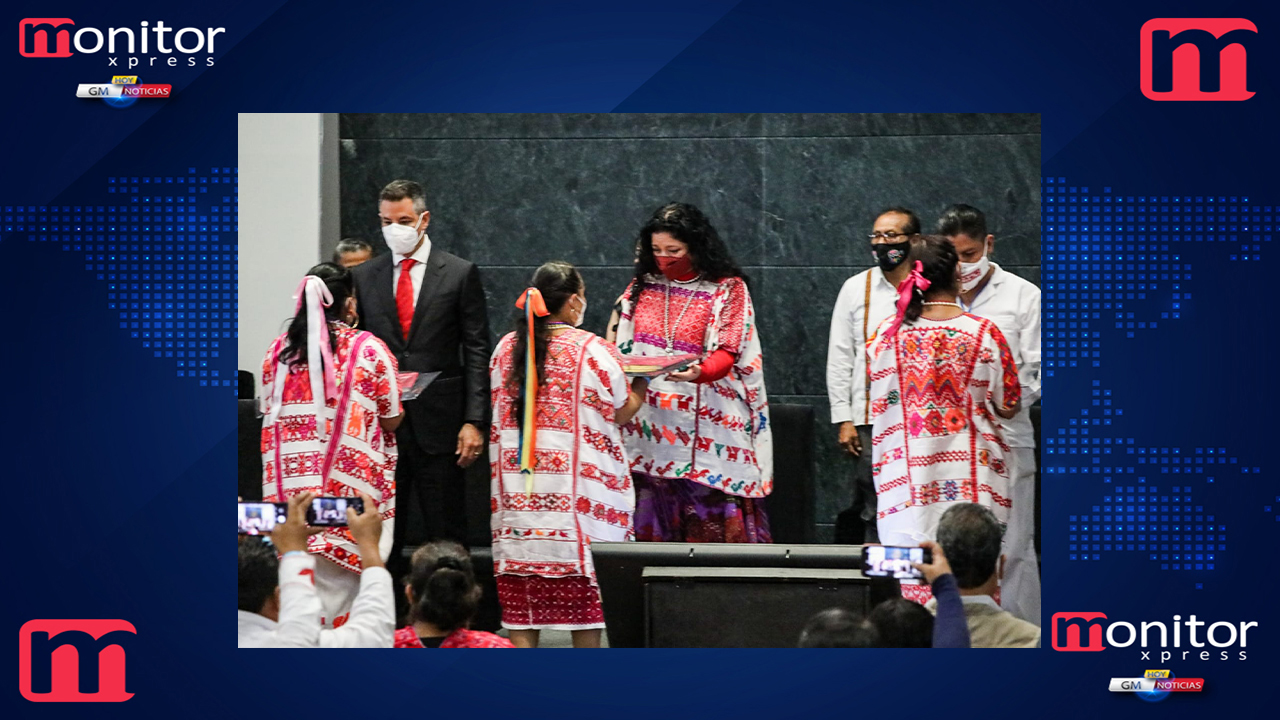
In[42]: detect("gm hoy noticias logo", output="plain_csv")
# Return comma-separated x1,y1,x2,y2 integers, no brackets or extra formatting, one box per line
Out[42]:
1052,612,1258,661
18,620,137,702
1140,18,1257,100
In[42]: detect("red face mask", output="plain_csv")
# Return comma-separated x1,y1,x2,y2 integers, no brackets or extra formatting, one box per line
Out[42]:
655,254,695,280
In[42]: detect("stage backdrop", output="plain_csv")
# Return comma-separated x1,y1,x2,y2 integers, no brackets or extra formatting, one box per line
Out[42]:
336,112,1041,540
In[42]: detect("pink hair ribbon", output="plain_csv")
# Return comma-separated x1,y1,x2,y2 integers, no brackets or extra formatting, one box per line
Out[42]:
265,275,339,441
882,261,931,340
514,288,550,497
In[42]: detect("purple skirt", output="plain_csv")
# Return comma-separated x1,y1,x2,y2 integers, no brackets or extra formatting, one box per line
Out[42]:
632,473,772,543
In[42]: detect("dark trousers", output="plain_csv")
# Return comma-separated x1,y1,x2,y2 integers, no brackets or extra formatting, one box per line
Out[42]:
834,424,880,544
393,431,469,552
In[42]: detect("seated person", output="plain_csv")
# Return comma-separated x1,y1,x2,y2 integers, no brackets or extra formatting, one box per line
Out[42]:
868,599,933,648
237,492,395,648
797,608,879,647
927,503,1040,648
395,542,514,649
858,540,969,648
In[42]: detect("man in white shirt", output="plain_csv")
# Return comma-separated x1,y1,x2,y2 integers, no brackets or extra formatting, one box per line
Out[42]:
938,204,1042,626
826,207,920,542
238,492,396,648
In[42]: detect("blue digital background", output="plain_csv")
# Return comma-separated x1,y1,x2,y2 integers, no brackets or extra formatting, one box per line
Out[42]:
4,0,1276,717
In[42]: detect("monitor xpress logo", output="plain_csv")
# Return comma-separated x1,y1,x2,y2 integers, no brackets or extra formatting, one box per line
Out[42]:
18,620,137,702
19,18,223,68
1140,18,1257,100
1051,612,1258,661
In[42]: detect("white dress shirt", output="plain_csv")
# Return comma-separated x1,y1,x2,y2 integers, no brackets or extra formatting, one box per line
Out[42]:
236,553,396,648
392,233,433,306
827,267,899,425
238,553,322,648
962,263,1041,448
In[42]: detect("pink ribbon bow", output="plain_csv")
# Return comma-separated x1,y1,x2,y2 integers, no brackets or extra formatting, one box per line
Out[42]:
883,261,931,340
265,276,339,439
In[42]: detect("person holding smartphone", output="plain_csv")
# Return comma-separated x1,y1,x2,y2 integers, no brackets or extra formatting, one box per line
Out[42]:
238,492,396,648
490,262,647,648
259,263,403,629
865,235,1020,606
609,203,773,543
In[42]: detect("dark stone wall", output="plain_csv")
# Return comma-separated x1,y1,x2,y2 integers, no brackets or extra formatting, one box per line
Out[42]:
338,113,1040,541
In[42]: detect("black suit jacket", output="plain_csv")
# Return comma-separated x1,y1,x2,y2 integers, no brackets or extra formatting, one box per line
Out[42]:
351,247,491,454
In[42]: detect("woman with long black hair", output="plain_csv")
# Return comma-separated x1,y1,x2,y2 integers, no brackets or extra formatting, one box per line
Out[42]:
489,261,648,647
259,262,402,628
610,202,774,543
866,235,1020,604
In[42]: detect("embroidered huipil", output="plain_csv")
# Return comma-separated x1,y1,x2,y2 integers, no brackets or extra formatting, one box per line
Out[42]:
260,325,401,573
489,328,636,581
614,275,773,498
867,313,1020,545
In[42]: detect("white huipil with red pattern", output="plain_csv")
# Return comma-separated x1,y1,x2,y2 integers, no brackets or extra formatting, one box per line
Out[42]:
260,324,401,623
614,275,773,498
867,312,1021,546
489,327,636,582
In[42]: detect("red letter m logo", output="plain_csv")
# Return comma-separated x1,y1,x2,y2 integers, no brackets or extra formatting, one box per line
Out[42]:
1140,18,1257,101
18,18,75,57
1051,612,1108,652
19,620,136,702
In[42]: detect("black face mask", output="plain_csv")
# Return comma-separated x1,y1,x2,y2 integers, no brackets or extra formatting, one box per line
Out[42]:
871,239,911,271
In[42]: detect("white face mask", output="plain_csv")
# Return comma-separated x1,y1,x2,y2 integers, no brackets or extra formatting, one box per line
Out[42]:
382,214,425,256
573,296,587,327
959,245,991,293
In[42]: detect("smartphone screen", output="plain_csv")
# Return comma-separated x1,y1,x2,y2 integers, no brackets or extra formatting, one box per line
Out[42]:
307,496,364,527
238,502,287,535
861,545,930,580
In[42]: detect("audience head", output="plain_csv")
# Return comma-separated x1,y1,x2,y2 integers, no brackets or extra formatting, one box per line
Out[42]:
506,261,584,425
632,202,748,296
278,263,357,367
869,598,935,648
238,538,280,620
869,207,920,272
936,503,1005,591
378,179,429,257
333,238,373,268
899,234,960,324
797,608,880,648
404,541,482,634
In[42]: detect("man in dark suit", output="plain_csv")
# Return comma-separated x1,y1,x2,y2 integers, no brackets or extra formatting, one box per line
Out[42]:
351,179,490,550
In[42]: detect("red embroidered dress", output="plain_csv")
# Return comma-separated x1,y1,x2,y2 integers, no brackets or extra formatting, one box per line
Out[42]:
867,313,1020,547
489,327,635,630
614,276,773,498
260,324,401,573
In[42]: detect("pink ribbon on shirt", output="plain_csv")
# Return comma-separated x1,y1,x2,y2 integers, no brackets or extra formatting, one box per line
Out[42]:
882,261,931,340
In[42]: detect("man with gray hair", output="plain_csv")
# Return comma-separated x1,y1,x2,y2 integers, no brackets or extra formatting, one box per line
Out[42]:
927,503,1040,648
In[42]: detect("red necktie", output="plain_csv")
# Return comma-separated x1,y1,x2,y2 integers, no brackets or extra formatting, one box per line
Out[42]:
396,258,416,340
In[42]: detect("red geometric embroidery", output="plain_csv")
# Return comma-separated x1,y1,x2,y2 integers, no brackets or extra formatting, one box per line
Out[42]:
907,450,970,467
500,448,572,473
583,427,625,463
581,463,631,492
499,492,574,513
